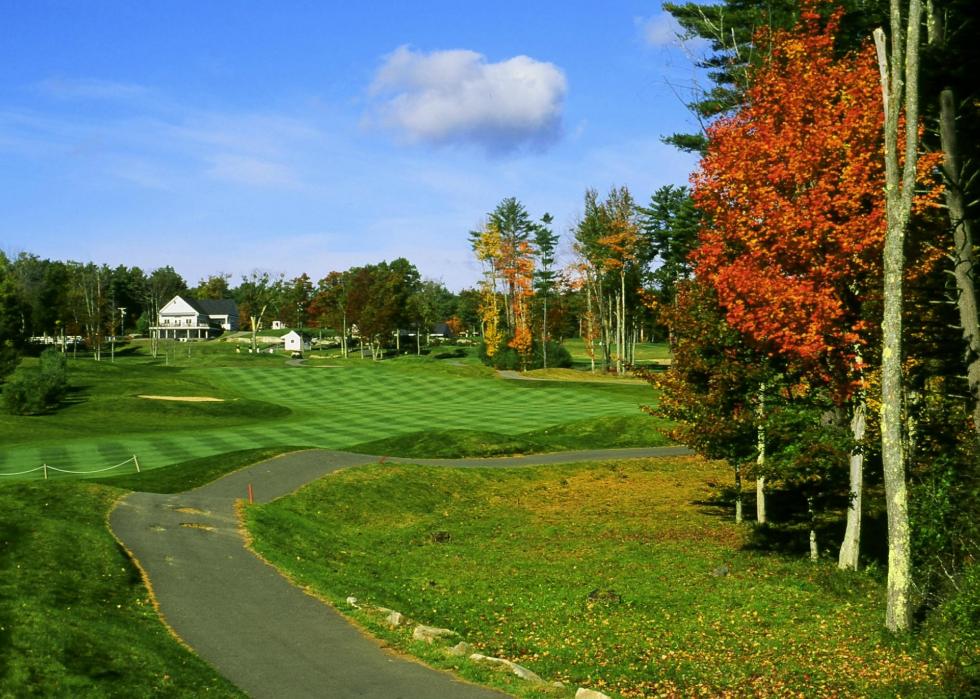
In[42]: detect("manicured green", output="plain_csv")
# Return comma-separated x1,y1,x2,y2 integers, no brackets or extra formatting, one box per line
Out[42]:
1,342,666,477
247,457,951,698
0,481,242,697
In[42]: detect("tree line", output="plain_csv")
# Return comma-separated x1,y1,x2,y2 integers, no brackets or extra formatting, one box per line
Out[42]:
0,185,696,373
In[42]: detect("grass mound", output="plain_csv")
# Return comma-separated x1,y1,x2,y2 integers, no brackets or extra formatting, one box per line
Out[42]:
93,446,304,493
349,429,537,458
522,414,673,450
246,457,950,698
0,481,241,697
346,414,672,458
126,396,291,422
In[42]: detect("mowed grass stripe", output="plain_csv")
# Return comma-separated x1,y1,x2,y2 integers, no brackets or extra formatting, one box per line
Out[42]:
37,445,70,468
2,361,656,475
187,433,240,454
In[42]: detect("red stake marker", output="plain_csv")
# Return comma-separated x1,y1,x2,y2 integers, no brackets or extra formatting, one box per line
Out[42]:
247,483,254,504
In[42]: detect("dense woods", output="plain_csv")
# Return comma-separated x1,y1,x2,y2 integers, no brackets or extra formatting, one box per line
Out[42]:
654,0,979,657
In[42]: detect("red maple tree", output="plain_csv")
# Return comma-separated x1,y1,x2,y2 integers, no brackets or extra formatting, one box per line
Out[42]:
691,8,885,393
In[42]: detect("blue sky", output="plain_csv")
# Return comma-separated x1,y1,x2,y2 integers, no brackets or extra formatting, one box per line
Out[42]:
0,1,706,290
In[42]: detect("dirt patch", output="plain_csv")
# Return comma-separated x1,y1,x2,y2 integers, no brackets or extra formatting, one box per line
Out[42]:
138,395,225,402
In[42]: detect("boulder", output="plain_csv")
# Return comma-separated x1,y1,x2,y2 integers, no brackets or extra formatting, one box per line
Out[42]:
412,624,457,643
576,689,611,699
446,641,472,657
468,653,543,683
345,596,359,608
385,611,405,627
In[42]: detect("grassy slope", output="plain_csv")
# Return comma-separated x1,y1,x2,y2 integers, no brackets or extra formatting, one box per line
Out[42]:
92,447,302,493
347,414,673,458
0,445,311,696
0,481,242,697
1,343,668,476
247,457,948,699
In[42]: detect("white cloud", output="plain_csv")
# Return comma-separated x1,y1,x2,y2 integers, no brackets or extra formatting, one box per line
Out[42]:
639,13,683,48
637,12,712,57
170,113,323,159
205,154,300,188
367,46,567,152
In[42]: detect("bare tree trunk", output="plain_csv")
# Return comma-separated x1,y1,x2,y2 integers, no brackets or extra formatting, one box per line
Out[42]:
839,396,866,570
926,2,980,433
586,279,596,374
630,321,638,366
874,0,922,632
734,461,743,524
591,271,611,371
939,89,980,432
756,382,767,524
541,295,548,369
150,300,160,358
808,496,820,562
81,266,105,361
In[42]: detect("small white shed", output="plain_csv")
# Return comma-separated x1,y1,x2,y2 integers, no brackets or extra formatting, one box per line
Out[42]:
282,330,311,353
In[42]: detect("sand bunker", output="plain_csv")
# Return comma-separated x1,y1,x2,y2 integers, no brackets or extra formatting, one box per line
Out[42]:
138,395,225,402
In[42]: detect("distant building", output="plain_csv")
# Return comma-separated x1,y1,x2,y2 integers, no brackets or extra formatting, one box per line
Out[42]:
152,295,239,341
271,320,286,330
430,322,455,339
282,330,311,353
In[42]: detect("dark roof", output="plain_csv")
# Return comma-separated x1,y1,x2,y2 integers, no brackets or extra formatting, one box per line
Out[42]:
197,299,238,316
431,322,454,336
175,296,208,315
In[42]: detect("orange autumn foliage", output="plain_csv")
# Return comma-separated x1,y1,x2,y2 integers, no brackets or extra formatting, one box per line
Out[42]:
504,240,535,361
691,8,931,392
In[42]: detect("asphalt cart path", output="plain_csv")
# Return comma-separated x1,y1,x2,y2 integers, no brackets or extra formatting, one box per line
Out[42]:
110,446,690,698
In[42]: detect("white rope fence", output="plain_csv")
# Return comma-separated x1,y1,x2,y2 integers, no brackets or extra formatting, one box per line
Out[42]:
0,454,141,479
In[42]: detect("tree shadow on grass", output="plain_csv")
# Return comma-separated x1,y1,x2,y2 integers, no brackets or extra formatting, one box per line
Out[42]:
61,384,88,406
694,482,888,568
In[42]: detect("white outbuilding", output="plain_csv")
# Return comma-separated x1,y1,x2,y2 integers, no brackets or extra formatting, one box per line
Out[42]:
282,330,311,353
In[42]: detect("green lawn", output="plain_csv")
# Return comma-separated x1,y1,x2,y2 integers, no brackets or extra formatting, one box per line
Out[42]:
562,338,671,368
0,340,673,696
1,342,666,478
246,457,951,698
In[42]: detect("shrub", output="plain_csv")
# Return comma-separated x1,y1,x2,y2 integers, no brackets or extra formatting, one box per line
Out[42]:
925,559,980,694
0,339,18,383
2,348,68,415
477,337,572,370
533,340,573,369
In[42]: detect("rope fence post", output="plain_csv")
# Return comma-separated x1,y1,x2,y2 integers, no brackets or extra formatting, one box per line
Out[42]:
2,454,143,480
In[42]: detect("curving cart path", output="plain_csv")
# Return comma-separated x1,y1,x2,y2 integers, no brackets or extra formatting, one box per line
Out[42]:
110,446,690,698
